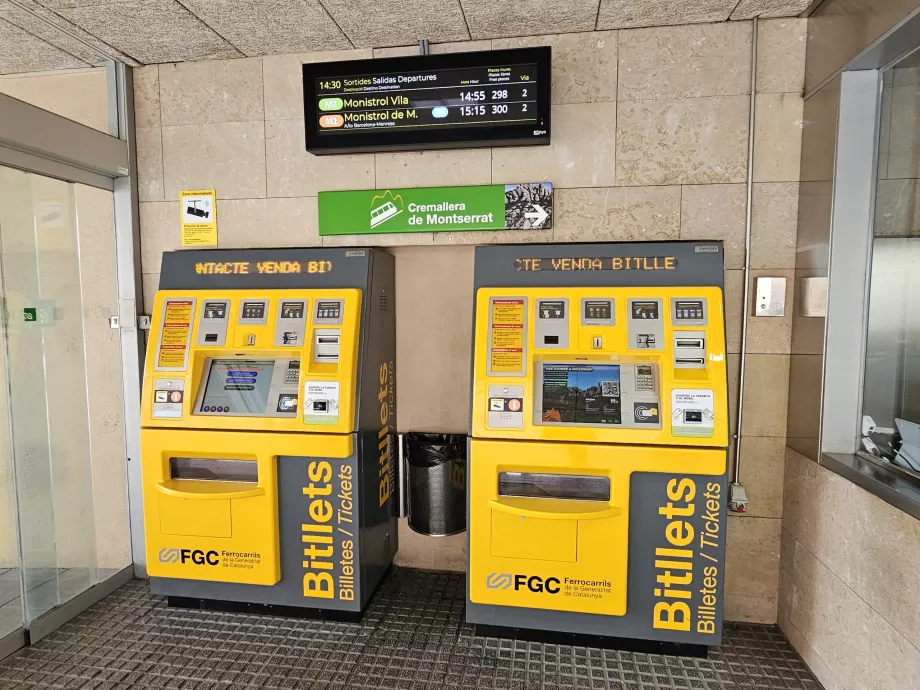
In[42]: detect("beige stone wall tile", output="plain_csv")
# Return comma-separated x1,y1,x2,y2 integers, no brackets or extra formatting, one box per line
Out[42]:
778,527,794,616
139,201,180,274
394,519,466,571
375,150,491,189
831,468,920,650
680,184,747,269
133,65,160,128
746,269,794,354
617,97,750,185
217,198,319,248
393,246,474,434
141,272,160,313
724,270,744,354
493,32,617,105
265,119,375,197
162,121,266,200
778,608,848,690
785,355,823,456
753,93,804,183
727,353,740,438
433,227,553,246
751,182,799,268
740,354,789,437
756,19,806,95
492,102,617,188
736,436,785,518
373,40,491,59
554,186,680,242
790,539,920,690
322,232,434,247
726,516,781,604
875,178,920,237
618,23,751,101
886,82,920,179
159,58,263,126
781,447,817,546
724,594,778,624
136,126,164,202
263,48,373,121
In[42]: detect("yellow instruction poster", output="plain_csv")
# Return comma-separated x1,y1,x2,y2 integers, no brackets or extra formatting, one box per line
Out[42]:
180,189,218,246
157,299,193,368
490,298,525,374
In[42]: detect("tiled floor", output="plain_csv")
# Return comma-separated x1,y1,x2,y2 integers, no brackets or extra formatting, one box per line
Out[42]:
0,569,822,690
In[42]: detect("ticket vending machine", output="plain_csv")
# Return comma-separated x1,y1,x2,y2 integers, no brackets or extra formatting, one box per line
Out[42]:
141,248,397,617
467,242,729,648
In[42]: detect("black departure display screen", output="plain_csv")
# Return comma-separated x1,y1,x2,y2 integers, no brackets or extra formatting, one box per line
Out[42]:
303,48,551,154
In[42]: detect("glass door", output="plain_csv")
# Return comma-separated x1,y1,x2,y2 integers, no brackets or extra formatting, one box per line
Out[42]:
0,164,131,628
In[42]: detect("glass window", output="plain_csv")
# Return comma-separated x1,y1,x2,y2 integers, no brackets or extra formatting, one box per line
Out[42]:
862,50,920,480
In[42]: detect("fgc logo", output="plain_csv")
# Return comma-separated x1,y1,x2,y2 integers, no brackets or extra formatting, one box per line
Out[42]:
486,572,560,594
159,548,220,566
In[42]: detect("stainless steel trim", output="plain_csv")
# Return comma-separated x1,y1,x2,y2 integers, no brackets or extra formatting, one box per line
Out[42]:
0,93,128,178
27,565,133,644
112,64,148,577
0,628,25,663
732,16,758,485
821,70,881,455
0,146,114,190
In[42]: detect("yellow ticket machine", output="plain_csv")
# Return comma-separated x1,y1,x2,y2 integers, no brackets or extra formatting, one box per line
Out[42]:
467,242,729,648
141,248,396,617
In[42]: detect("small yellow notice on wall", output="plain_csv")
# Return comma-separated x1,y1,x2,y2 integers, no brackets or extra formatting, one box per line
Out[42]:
179,190,217,247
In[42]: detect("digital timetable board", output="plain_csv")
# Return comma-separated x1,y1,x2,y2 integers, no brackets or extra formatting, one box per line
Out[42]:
303,47,551,154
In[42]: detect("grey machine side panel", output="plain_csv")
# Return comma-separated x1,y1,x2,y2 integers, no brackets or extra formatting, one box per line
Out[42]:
467,468,729,645
357,250,398,603
472,242,725,291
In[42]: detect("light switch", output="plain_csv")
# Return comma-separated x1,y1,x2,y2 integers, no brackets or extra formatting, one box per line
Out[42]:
755,277,786,317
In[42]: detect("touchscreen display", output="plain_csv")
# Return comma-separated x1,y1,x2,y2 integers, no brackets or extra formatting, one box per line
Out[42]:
199,359,275,415
541,364,621,425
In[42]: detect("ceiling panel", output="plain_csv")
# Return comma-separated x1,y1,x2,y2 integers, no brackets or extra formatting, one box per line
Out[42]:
730,0,813,19
0,16,87,73
0,0,106,64
178,0,352,56
597,0,736,30
12,0,138,65
320,0,469,48
53,0,242,63
460,0,600,39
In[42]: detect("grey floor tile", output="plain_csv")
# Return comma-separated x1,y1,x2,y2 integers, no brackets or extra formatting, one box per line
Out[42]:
0,569,823,690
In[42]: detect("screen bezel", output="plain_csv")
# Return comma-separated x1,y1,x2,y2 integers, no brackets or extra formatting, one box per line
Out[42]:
302,47,552,155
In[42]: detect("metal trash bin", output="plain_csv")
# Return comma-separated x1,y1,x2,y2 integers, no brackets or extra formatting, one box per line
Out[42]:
405,433,467,536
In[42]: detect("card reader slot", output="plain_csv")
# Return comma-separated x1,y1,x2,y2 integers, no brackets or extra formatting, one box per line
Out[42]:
675,338,705,349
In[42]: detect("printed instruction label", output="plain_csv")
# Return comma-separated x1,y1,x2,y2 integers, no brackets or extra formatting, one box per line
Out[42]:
180,189,218,247
157,300,193,369
490,298,526,374
671,389,715,438
304,381,340,424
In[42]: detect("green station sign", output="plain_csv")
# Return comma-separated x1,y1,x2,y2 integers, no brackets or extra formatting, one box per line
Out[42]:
318,182,553,236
